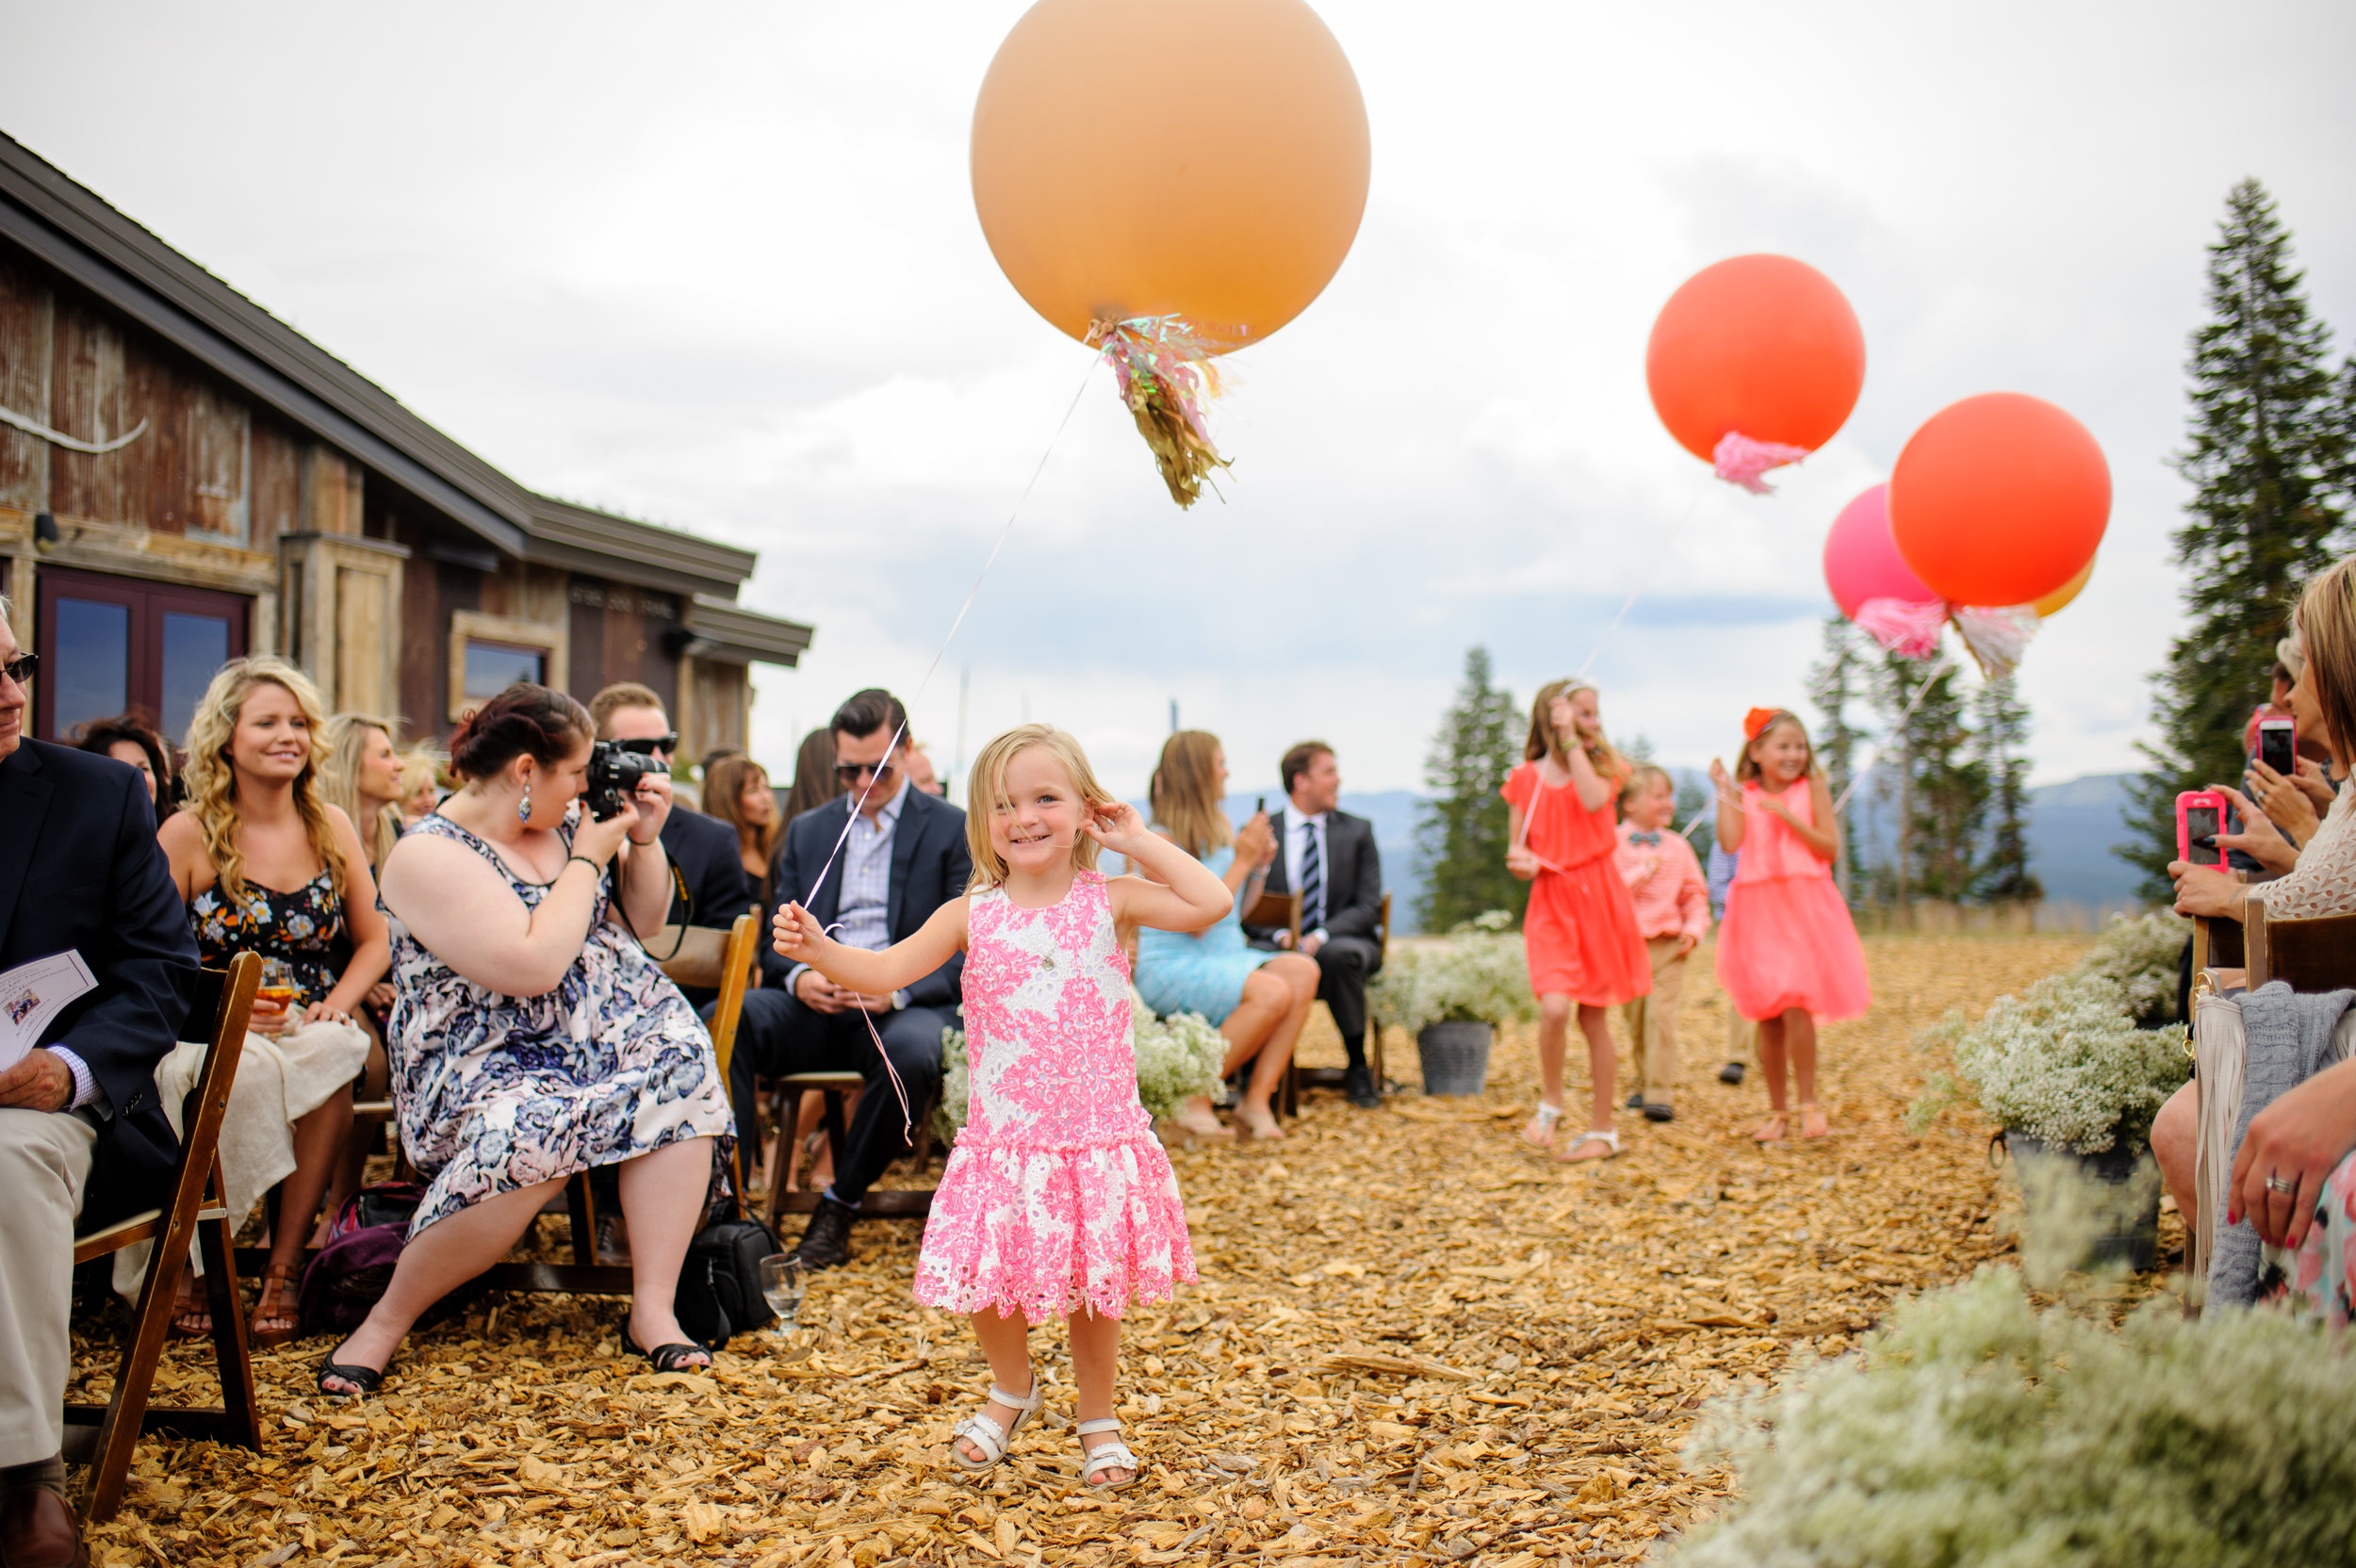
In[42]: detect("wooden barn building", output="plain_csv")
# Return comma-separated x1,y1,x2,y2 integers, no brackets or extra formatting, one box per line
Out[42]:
0,131,810,759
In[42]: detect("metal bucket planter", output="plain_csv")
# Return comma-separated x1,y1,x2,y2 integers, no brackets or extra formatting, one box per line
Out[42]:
2000,1128,2161,1272
1416,1021,1496,1097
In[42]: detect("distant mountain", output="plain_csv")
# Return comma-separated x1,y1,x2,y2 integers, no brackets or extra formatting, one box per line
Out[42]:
2024,773,2143,907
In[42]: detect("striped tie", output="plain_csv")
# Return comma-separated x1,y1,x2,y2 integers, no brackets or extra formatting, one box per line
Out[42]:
1300,821,1324,932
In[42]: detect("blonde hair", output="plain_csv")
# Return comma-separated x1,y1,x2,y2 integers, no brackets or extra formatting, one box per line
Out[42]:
396,747,443,813
964,725,1110,890
2298,557,2356,763
1148,730,1232,858
1735,710,1821,785
181,656,348,906
1526,679,1631,787
703,753,779,867
1619,761,1673,808
320,712,403,873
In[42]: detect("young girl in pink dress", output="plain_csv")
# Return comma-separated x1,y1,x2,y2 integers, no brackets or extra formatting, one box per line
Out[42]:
1708,708,1870,1143
772,724,1235,1491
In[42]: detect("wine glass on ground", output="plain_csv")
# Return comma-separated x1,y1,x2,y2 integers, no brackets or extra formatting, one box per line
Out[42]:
760,1252,806,1331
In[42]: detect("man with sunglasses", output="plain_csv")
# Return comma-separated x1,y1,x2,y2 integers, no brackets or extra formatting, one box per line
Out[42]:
0,600,199,1568
737,688,966,1269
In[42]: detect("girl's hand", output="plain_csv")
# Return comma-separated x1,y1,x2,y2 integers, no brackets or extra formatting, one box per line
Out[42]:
626,770,673,846
772,901,829,964
1506,845,1541,881
367,982,396,1013
1081,800,1153,857
2294,756,2336,811
2214,783,2300,873
1708,759,1732,794
1233,810,1276,869
2245,761,2321,845
2169,859,2244,919
2226,1058,2356,1248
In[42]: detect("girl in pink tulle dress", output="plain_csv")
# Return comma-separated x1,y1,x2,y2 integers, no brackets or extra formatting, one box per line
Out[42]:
1709,708,1870,1144
772,724,1236,1492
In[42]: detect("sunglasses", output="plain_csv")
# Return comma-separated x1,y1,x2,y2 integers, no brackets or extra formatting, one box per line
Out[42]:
835,760,897,784
615,732,679,757
0,654,35,685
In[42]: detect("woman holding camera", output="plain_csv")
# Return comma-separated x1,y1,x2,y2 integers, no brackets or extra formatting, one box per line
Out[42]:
318,683,734,1395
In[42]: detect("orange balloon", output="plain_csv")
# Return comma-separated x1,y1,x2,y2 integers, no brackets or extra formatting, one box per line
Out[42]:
2032,560,2093,618
971,0,1369,353
1890,393,2110,608
1644,254,1866,461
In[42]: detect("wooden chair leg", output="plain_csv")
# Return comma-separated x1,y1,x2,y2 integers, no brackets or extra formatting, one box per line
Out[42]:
197,1198,260,1450
82,1240,185,1521
566,1175,598,1266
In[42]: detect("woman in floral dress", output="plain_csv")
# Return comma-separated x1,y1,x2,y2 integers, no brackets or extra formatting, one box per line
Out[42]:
317,683,732,1396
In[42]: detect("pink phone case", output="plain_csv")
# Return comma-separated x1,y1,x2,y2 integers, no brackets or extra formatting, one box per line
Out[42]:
2177,789,2229,866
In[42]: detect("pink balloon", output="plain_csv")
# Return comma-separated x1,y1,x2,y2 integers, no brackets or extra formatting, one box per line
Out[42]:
1823,482,1938,619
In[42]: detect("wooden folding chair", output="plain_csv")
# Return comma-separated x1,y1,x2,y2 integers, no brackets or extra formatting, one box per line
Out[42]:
480,912,761,1293
2245,896,2356,990
66,953,265,1521
766,1069,939,1225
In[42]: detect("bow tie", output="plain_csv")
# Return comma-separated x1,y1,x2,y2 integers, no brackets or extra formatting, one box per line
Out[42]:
1628,831,1663,846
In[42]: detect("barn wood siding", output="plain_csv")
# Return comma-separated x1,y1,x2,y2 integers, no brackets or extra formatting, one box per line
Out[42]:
0,255,54,512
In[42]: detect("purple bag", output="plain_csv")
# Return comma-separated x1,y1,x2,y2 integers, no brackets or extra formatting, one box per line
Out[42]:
297,1182,479,1332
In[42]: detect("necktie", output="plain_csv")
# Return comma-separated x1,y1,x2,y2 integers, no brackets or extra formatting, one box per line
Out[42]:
1300,820,1324,932
1628,831,1662,846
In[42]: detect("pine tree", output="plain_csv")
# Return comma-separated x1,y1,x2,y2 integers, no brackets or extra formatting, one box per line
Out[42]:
1806,614,1871,896
1973,675,2043,906
1903,666,1988,903
1415,645,1528,930
2126,179,2351,896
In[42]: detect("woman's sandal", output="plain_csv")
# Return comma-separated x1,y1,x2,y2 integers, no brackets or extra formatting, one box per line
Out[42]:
169,1277,211,1340
1798,1102,1833,1140
628,1335,712,1372
251,1264,303,1350
1753,1112,1789,1144
950,1381,1046,1473
1076,1418,1141,1492
317,1338,386,1398
1523,1102,1564,1150
1556,1128,1620,1164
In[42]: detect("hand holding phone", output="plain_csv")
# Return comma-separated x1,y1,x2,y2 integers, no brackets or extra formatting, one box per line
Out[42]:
2177,789,2229,868
2258,716,2297,778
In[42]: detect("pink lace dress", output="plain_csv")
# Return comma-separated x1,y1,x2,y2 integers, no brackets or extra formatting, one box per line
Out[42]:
913,870,1197,1320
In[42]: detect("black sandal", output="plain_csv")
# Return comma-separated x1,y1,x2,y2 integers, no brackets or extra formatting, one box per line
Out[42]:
317,1339,386,1397
629,1338,712,1372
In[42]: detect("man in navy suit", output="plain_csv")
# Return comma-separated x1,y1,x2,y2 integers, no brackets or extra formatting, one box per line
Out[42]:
0,600,199,1568
733,689,965,1269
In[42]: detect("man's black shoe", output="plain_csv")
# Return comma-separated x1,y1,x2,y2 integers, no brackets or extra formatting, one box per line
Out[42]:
1625,1092,1644,1110
1343,1062,1383,1109
791,1195,856,1270
1643,1102,1676,1123
1718,1061,1746,1086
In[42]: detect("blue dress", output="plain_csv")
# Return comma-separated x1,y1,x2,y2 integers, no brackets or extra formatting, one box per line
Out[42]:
1134,844,1273,1023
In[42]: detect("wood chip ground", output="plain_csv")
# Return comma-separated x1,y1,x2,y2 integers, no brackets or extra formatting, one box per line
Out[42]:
71,934,2115,1565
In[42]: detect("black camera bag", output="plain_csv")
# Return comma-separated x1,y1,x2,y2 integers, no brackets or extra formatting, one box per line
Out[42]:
674,1217,780,1351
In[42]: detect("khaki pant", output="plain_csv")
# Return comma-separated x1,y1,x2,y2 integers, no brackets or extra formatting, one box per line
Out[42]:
0,1107,96,1468
1726,1007,1756,1069
1620,938,1689,1107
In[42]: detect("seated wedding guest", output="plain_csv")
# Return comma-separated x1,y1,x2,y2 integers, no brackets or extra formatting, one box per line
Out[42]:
702,753,782,912
2157,557,2356,1222
0,603,199,1568
320,712,406,877
1137,730,1319,1140
157,659,385,1348
396,749,442,825
780,727,843,825
320,683,733,1393
741,690,962,1268
73,710,174,821
1247,741,1386,1107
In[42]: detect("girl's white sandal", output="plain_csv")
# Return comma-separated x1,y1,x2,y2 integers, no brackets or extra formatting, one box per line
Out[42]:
1076,1418,1141,1492
949,1382,1045,1472
1523,1102,1564,1149
1557,1127,1621,1164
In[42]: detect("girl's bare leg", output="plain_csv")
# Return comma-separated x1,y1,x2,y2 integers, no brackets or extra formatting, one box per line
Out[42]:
1068,1307,1132,1485
1579,1003,1617,1134
955,1308,1036,1464
261,1086,354,1334
1754,1013,1790,1139
1527,993,1571,1146
1784,1009,1827,1136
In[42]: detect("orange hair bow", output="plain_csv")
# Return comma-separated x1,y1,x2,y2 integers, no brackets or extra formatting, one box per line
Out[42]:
1742,707,1785,742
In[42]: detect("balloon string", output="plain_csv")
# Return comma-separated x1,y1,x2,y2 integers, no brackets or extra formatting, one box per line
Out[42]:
1830,656,1950,815
1575,489,1708,678
791,350,1102,1141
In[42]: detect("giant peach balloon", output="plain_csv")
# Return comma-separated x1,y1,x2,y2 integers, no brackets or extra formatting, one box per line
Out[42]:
971,0,1370,354
1890,393,2110,608
1823,483,1938,620
1645,254,1867,462
2032,560,2093,618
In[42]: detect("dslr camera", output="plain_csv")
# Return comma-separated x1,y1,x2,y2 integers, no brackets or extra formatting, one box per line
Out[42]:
583,739,667,822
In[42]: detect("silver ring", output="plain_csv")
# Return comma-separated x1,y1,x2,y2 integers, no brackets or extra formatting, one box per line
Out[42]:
2266,1174,2299,1196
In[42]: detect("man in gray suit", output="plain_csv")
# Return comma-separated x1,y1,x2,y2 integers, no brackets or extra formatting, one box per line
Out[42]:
1248,741,1385,1108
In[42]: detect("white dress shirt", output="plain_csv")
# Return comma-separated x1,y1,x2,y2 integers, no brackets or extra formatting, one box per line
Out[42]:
1283,803,1331,945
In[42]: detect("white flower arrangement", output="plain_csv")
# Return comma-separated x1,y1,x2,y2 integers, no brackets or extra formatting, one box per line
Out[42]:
2078,908,2188,1025
1368,910,1538,1038
931,991,1226,1142
1908,969,2189,1154
1667,1267,2356,1567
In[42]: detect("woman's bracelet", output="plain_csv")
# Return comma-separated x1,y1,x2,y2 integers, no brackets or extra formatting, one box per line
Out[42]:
567,855,606,874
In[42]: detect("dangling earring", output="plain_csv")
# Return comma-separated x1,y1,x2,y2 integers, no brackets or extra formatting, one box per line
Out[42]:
517,780,532,825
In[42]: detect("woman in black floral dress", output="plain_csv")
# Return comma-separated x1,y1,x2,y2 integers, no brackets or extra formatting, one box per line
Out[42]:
158,658,388,1347
318,683,731,1396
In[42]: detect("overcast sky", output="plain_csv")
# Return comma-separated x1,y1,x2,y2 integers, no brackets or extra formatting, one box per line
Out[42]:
8,1,2354,799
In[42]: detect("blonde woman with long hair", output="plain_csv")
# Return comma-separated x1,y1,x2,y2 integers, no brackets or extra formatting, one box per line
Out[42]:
155,657,387,1347
1504,679,1651,1163
1133,730,1320,1140
320,713,405,875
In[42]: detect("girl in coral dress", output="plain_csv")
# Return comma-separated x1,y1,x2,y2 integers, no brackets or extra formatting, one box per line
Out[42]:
772,724,1235,1491
1502,679,1652,1164
1709,708,1871,1143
